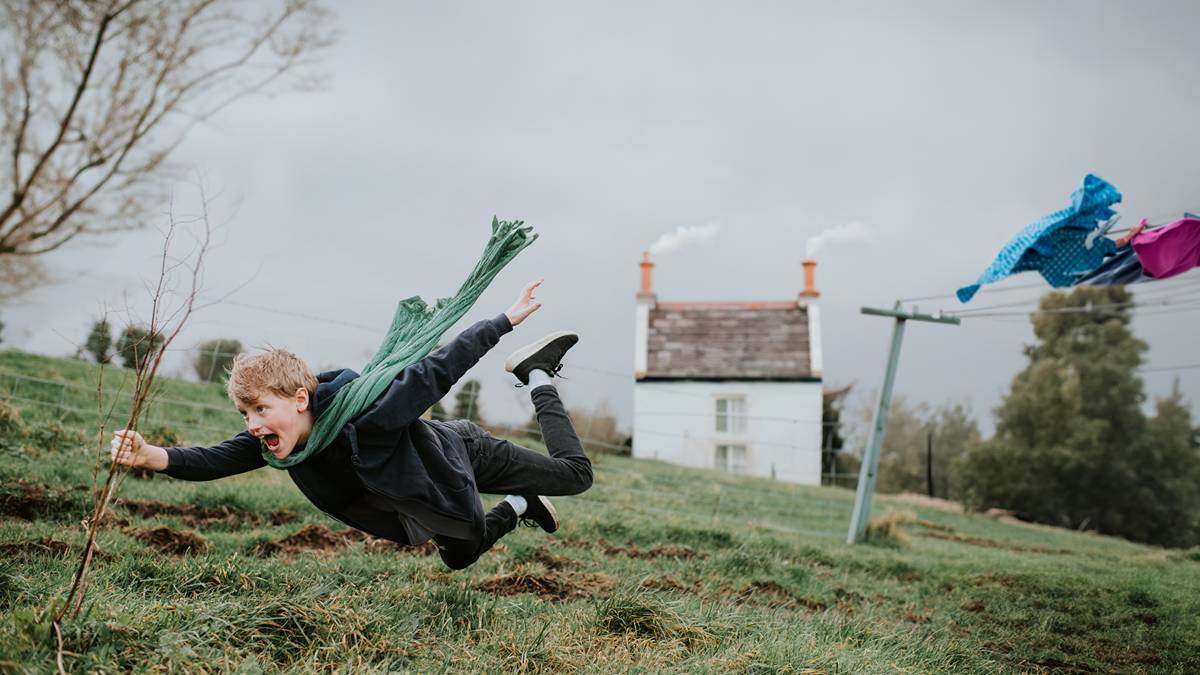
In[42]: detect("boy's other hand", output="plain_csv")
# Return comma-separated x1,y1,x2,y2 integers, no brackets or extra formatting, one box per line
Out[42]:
506,278,543,327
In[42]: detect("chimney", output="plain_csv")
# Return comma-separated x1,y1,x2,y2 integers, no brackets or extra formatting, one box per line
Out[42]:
638,250,656,299
634,251,655,379
800,258,819,298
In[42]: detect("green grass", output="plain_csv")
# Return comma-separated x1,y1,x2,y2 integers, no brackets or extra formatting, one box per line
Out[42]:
0,349,1198,672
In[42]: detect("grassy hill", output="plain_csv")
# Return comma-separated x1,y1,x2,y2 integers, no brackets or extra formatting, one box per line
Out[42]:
0,349,1197,672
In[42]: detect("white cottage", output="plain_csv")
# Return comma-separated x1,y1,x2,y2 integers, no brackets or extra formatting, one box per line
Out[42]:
632,253,824,484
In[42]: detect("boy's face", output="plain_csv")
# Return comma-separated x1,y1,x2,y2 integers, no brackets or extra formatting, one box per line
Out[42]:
237,388,312,460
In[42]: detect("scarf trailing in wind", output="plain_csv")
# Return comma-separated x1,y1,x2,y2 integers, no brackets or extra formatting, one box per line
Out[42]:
262,217,536,469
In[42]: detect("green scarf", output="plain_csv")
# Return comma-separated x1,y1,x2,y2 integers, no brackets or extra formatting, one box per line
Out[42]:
263,218,536,469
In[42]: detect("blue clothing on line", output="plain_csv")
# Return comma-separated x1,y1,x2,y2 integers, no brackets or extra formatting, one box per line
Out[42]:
957,174,1122,303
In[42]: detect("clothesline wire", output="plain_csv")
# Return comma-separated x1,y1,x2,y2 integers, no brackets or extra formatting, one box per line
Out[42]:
955,288,1200,317
1140,363,1200,374
936,270,1200,314
950,283,1200,318
959,299,1200,320
901,268,1198,306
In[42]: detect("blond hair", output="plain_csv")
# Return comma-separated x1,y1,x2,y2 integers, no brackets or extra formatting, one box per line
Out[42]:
225,348,318,405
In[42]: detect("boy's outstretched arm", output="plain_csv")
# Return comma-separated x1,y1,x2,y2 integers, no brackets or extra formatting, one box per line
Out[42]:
364,279,544,425
111,428,265,480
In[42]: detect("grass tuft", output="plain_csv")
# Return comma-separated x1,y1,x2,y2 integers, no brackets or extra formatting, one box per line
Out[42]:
864,510,915,547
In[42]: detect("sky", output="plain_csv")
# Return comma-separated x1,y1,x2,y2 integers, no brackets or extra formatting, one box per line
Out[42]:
5,1,1200,439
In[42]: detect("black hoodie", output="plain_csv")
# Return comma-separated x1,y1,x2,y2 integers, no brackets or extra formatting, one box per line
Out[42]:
163,314,513,544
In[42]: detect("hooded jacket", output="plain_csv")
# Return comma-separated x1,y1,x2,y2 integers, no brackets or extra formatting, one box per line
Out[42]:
162,314,513,544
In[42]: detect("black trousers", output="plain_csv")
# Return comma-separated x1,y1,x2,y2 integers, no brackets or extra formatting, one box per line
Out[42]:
434,385,593,569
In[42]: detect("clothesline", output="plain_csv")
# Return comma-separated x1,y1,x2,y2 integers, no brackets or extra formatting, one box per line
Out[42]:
954,175,1200,304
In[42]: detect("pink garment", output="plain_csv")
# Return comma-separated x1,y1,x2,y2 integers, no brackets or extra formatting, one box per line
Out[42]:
1131,217,1200,279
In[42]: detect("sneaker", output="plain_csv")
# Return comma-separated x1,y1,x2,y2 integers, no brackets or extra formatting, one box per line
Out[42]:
519,495,559,533
504,331,579,386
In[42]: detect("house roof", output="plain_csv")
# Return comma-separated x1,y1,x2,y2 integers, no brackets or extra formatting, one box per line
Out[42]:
643,301,817,380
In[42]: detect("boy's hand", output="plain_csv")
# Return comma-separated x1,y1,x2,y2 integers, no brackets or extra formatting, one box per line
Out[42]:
505,278,543,327
110,430,168,471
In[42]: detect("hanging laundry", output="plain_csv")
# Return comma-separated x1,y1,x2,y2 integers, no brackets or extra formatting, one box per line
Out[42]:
957,174,1121,303
1130,216,1200,279
1073,246,1149,287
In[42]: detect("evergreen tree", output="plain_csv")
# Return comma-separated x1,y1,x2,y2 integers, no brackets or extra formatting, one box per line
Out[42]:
84,319,113,364
453,380,484,424
959,287,1200,547
117,325,164,373
1126,383,1200,547
193,339,242,383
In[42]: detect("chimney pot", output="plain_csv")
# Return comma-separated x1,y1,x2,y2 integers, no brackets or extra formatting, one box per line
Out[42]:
639,250,655,296
800,258,820,298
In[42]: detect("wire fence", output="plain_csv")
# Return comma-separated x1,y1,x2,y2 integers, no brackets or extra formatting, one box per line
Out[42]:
0,364,858,481
0,364,861,540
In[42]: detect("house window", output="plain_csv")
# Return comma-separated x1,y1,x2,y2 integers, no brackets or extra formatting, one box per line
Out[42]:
715,397,746,433
715,444,747,474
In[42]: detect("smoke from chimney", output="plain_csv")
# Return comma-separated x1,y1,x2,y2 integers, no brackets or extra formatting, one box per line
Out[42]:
806,220,872,258
649,223,720,256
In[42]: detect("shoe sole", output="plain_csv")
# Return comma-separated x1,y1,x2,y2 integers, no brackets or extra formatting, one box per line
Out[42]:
504,330,579,373
536,495,559,533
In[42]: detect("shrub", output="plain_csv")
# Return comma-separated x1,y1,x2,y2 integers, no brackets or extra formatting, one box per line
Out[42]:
117,325,164,373
193,338,242,383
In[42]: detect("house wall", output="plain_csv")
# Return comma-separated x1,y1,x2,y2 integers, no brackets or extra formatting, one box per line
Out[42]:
632,380,823,485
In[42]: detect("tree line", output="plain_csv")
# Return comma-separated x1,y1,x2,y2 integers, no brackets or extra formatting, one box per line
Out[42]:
82,317,240,383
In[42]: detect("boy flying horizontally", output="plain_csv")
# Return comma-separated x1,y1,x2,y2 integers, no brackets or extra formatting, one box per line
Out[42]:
110,279,592,570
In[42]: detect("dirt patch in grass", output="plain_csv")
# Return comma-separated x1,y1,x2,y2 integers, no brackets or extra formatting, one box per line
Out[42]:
730,580,828,612
342,529,439,555
556,538,593,549
525,546,575,570
476,570,616,601
0,536,71,557
556,537,703,560
132,526,209,556
253,523,437,557
920,531,1070,555
640,576,699,593
597,539,704,560
269,509,298,525
117,498,297,530
0,536,110,561
0,480,88,521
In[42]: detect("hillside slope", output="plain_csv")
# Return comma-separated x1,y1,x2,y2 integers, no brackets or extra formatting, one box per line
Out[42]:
0,350,1197,672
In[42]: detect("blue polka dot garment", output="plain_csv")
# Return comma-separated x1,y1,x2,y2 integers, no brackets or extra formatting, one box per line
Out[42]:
957,174,1121,303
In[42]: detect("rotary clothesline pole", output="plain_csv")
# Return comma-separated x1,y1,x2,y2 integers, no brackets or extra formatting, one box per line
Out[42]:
846,302,960,544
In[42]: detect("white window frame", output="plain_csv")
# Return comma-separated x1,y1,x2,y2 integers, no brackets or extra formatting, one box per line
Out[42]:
714,443,748,474
714,396,747,434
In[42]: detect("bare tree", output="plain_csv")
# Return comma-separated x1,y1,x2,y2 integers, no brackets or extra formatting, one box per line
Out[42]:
0,0,332,265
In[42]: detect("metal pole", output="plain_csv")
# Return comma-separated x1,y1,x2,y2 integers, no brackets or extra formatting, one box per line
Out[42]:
847,312,907,544
846,303,959,544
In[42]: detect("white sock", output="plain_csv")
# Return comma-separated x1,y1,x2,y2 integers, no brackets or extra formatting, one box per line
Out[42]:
528,369,553,391
504,495,528,515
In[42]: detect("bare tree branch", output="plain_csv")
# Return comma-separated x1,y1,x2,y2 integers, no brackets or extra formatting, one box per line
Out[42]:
52,183,214,660
0,0,332,284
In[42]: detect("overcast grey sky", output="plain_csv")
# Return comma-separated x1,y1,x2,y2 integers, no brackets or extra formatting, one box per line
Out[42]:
6,1,1200,436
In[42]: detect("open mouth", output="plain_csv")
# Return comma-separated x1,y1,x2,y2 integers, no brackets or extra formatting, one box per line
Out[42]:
264,433,281,452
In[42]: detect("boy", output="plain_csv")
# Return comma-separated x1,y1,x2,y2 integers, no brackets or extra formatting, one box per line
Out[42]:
110,280,592,570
